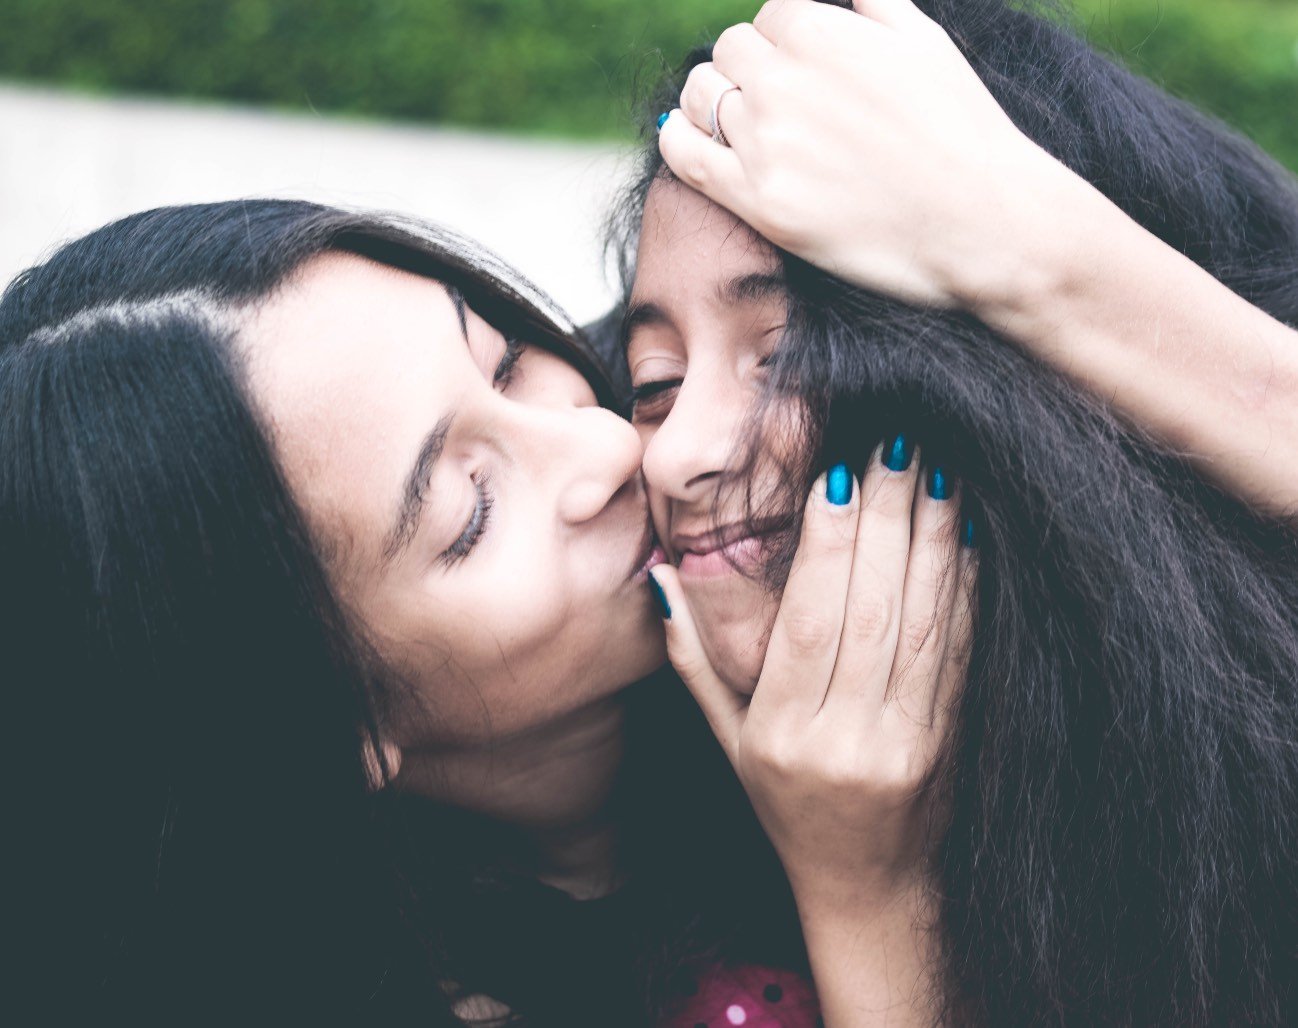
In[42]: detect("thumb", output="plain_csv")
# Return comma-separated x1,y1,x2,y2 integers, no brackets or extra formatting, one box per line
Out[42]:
649,564,746,758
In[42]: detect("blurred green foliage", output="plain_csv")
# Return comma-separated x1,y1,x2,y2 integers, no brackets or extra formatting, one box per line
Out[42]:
0,1,1293,169
1073,0,1298,172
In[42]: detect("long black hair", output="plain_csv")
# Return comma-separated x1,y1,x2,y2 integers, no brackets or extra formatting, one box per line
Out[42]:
613,1,1298,1023
1,199,625,1023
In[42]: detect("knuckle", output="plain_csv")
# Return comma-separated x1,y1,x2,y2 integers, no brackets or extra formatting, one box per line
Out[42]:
877,751,924,795
665,641,709,684
752,174,802,243
781,608,837,654
900,616,938,656
712,24,747,62
784,17,825,55
922,18,955,46
817,749,869,792
680,152,711,190
846,593,895,645
680,65,706,108
747,732,800,776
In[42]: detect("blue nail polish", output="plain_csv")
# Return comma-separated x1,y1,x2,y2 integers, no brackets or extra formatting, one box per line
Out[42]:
826,462,853,506
882,433,914,472
927,466,953,501
648,571,671,620
962,516,977,548
656,111,670,133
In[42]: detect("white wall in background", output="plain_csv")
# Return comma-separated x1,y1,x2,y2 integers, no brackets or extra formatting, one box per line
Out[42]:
0,84,632,324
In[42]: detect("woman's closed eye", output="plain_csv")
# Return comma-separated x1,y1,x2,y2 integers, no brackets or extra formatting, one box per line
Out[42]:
630,376,682,421
493,338,525,390
440,472,495,567
630,333,780,422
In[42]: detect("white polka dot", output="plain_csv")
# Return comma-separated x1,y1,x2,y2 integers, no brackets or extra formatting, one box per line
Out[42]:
726,1005,748,1026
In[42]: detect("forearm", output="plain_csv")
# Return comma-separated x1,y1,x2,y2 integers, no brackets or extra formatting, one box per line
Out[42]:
954,151,1298,522
795,877,939,1028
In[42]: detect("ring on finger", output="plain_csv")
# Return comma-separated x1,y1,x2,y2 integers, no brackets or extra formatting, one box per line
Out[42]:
710,85,741,147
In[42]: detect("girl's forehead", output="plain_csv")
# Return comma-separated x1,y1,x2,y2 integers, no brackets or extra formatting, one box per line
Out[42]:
640,183,775,276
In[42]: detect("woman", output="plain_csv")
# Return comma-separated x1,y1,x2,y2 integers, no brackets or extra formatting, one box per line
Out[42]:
660,0,1298,523
4,199,965,1025
617,0,1298,1023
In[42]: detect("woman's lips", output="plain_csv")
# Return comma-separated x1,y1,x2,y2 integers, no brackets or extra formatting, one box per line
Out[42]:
635,543,668,581
677,534,767,579
630,518,667,581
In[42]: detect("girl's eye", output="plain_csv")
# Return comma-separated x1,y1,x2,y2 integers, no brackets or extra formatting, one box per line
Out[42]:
440,472,495,567
755,325,785,369
493,338,525,390
629,378,681,421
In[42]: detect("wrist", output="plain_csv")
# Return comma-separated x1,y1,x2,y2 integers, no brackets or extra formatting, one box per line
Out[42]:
943,143,1114,329
789,862,934,928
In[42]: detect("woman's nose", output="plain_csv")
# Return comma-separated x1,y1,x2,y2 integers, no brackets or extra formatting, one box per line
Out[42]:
523,402,644,527
641,369,744,503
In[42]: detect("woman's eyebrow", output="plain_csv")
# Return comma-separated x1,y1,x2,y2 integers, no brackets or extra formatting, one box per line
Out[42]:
383,413,454,564
717,271,786,307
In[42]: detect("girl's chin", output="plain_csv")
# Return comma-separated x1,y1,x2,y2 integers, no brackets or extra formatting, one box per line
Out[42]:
697,624,768,697
677,576,776,695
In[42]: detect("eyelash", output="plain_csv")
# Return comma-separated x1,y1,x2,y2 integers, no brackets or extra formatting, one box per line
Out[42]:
426,337,520,569
440,471,494,567
493,338,524,390
629,378,681,419
630,351,776,418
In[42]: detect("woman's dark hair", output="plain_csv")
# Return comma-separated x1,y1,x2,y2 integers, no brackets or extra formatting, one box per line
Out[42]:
613,1,1298,1023
1,199,620,1023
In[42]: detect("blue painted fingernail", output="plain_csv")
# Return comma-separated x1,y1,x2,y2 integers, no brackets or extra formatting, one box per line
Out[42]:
826,462,853,506
962,515,977,548
648,570,671,619
656,111,670,133
882,432,914,472
927,465,953,500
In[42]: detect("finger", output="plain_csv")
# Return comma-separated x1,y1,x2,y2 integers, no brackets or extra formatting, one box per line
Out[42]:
753,0,882,48
885,463,963,725
656,110,756,223
648,565,746,759
931,533,977,732
677,63,750,151
819,434,921,715
711,22,776,87
753,463,860,722
851,0,936,30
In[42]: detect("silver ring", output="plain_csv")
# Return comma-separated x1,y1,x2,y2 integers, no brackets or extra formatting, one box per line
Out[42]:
710,85,740,147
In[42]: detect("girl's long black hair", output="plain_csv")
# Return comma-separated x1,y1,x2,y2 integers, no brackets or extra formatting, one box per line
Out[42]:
1,199,630,1023
614,1,1298,1023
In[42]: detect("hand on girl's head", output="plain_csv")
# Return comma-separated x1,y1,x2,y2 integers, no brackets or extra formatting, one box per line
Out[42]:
649,438,976,899
658,0,1042,309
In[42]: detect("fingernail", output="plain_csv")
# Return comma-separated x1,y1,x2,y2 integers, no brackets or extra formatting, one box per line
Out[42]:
881,432,914,472
927,465,953,501
656,111,671,133
648,570,671,620
961,515,977,548
826,462,853,506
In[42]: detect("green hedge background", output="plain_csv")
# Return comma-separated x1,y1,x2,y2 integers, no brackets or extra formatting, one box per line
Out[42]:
1,1,1294,171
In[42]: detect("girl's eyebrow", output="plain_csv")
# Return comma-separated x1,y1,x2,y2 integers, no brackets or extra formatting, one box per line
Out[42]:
717,271,786,306
623,271,786,351
621,299,671,350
